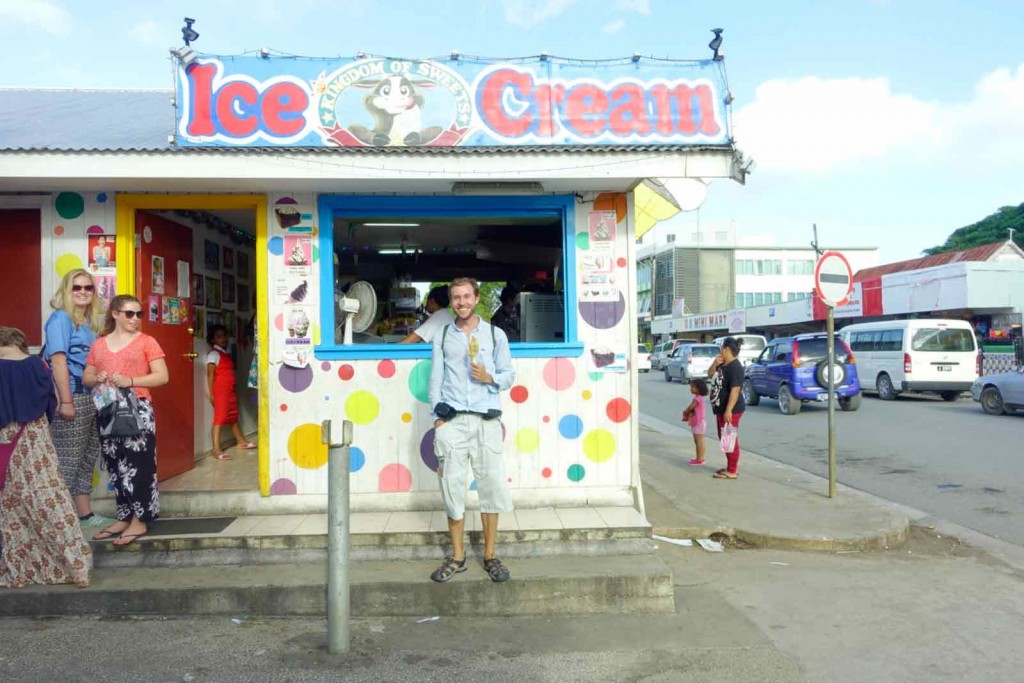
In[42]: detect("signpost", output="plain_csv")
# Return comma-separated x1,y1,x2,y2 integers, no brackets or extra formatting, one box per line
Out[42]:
814,250,854,499
322,419,354,654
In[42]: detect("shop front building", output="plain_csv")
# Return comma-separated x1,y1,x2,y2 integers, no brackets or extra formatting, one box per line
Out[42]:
0,52,746,511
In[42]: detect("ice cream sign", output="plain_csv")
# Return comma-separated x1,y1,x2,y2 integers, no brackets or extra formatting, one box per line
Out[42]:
176,55,730,148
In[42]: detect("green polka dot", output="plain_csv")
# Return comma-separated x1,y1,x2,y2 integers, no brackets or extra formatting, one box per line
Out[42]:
567,464,586,482
55,253,83,278
408,360,432,403
55,192,84,220
588,371,604,381
575,231,590,250
516,428,540,453
582,428,616,463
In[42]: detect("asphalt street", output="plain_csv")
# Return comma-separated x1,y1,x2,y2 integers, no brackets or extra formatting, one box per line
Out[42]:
640,371,1024,546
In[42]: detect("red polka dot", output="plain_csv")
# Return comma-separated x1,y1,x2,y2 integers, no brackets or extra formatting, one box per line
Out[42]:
606,397,631,423
377,359,396,378
616,257,627,268
510,385,529,403
280,404,288,412
542,467,552,478
542,415,551,423
507,477,512,483
338,364,355,381
53,225,64,236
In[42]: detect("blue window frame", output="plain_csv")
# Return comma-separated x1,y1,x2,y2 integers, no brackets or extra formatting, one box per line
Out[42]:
316,194,582,360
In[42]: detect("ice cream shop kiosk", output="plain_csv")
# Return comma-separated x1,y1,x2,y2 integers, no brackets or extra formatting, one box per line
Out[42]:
0,50,747,513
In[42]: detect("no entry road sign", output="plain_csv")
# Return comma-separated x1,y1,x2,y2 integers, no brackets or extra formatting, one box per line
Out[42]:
814,251,853,307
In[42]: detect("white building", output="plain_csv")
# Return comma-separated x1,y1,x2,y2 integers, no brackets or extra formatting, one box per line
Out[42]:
733,246,879,308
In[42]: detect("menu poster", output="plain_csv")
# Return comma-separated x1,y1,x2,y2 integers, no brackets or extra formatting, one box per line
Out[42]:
281,306,313,368
273,276,311,305
587,345,627,373
588,210,616,244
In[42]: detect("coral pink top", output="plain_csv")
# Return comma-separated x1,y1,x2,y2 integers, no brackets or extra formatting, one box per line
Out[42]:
85,333,166,401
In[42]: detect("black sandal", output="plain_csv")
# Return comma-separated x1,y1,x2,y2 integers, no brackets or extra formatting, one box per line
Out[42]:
430,557,467,583
483,557,510,583
92,527,125,541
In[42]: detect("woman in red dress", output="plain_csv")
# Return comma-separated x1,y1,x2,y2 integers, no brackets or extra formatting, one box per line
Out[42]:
206,325,255,460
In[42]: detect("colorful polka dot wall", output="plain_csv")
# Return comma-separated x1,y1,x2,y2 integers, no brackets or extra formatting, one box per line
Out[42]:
262,194,636,498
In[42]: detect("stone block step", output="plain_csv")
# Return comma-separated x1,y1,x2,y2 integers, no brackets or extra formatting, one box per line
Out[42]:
88,508,655,568
0,555,675,618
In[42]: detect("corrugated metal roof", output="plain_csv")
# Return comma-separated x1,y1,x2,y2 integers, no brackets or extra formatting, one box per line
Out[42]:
854,240,1017,280
0,88,735,155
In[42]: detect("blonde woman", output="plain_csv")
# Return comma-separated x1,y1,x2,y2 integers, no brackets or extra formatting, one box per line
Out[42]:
0,326,92,588
84,295,168,546
43,268,111,528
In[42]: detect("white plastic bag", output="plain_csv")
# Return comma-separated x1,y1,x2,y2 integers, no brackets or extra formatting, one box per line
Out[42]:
720,423,737,453
91,383,117,412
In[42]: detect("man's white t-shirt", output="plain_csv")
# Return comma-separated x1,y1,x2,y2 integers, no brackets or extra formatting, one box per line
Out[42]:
415,308,455,343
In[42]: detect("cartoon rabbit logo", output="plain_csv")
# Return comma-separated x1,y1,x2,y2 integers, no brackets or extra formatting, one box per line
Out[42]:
348,76,443,147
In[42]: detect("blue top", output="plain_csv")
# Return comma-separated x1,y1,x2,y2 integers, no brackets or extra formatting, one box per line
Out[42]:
43,310,96,393
429,318,515,419
0,357,57,426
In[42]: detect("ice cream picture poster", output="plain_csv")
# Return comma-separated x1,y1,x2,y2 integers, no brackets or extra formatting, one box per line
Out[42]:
588,210,616,243
588,346,627,373
284,236,312,267
148,295,160,323
151,256,165,294
273,276,310,305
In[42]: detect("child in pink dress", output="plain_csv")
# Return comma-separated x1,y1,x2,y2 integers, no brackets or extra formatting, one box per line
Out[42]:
682,378,708,465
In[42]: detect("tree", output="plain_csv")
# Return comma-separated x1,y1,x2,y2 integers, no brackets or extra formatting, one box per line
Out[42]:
428,281,504,322
924,203,1024,254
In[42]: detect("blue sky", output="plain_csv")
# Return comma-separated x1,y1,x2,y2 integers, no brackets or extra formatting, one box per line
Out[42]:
1,0,1022,261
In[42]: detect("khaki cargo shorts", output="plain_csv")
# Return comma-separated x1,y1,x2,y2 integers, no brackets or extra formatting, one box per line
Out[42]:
434,412,513,521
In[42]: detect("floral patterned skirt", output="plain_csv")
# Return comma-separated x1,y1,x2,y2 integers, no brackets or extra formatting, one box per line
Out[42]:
99,398,159,523
0,417,92,588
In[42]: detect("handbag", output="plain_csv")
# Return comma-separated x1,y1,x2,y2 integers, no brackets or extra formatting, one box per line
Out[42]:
97,387,144,438
0,423,27,490
720,423,737,453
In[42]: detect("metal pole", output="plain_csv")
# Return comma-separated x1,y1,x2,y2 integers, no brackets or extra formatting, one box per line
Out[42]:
826,306,837,499
323,419,353,655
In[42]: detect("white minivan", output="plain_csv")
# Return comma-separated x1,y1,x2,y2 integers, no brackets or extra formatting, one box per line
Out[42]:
712,334,768,366
839,319,980,401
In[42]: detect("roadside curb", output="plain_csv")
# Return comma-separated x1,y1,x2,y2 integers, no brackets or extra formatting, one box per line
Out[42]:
639,413,910,554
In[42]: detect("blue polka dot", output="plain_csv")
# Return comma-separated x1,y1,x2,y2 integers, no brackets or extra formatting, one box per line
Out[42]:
96,192,107,203
268,236,284,255
469,480,478,491
349,447,366,473
558,414,584,439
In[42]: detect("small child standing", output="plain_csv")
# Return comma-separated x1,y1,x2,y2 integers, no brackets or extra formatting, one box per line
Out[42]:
206,325,255,460
682,378,709,465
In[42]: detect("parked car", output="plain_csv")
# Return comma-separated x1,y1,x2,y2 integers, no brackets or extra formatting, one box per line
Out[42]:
971,371,1024,415
651,339,698,371
664,343,719,383
712,334,768,366
838,319,979,401
636,343,652,373
742,333,862,415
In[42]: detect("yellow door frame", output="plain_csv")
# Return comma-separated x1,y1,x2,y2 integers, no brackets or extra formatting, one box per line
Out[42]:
115,194,271,496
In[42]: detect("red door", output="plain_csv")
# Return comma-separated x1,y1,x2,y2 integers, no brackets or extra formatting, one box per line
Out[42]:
136,211,195,481
0,210,42,345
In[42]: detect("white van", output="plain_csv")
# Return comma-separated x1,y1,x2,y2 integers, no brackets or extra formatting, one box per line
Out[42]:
712,334,768,367
839,319,979,401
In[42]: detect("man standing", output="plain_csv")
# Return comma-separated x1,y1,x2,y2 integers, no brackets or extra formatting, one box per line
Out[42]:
400,285,454,344
428,278,515,583
489,285,520,342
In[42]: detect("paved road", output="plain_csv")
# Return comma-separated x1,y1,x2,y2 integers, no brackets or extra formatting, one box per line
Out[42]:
639,372,1024,546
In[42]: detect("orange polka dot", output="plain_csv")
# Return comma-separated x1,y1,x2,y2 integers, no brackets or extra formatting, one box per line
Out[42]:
54,225,64,235
401,412,412,423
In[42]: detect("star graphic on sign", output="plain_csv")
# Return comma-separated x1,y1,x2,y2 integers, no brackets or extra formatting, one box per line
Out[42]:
322,111,335,124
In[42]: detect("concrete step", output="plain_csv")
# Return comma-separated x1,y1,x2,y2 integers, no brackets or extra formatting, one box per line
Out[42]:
88,508,655,568
0,555,675,617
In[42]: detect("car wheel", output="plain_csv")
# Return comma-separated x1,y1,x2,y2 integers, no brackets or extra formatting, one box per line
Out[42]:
980,386,1005,416
839,393,862,411
778,384,801,415
664,369,672,382
877,374,897,401
743,379,760,407
940,391,961,402
815,360,846,389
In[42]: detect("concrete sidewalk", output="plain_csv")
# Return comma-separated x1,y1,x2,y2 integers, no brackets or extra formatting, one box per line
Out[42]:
639,414,909,551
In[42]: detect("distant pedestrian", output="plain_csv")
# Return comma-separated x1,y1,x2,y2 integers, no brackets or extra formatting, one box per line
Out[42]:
42,268,112,528
0,326,92,588
83,295,168,546
206,324,255,460
682,378,708,466
707,337,746,479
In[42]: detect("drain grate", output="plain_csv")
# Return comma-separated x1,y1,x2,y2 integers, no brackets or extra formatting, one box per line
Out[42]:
148,517,237,537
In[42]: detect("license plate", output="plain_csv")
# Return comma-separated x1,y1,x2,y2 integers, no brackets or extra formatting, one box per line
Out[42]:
937,365,952,372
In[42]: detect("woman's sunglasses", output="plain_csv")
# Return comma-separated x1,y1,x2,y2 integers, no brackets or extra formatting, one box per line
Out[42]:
72,285,95,292
117,310,143,319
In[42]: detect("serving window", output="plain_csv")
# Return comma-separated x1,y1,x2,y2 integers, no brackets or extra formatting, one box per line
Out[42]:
316,195,582,359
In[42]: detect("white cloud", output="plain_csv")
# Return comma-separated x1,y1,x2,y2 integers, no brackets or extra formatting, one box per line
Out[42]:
602,19,625,35
129,20,160,46
0,0,71,35
734,75,944,172
614,0,650,14
502,0,575,29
